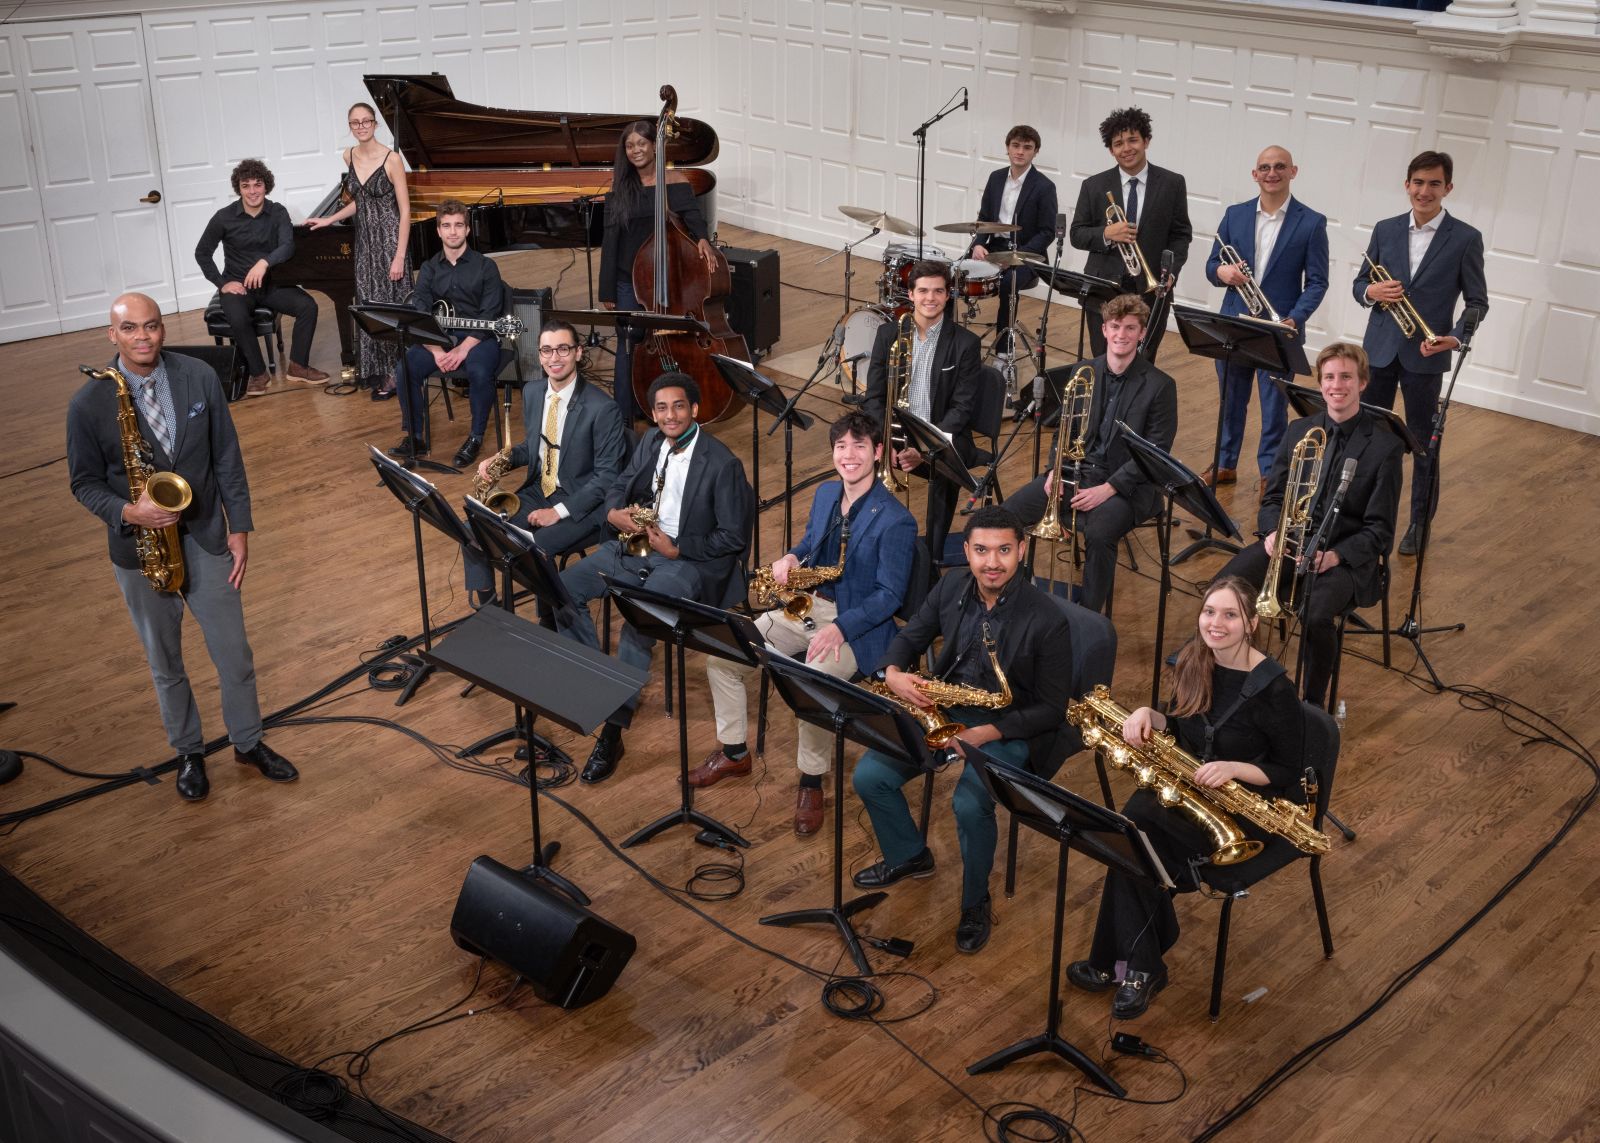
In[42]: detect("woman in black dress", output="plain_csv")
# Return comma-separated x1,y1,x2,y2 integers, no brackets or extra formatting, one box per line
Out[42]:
599,120,717,425
307,101,411,398
1067,575,1306,1019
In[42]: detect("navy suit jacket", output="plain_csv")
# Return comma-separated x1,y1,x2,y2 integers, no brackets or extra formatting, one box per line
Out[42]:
788,480,917,673
973,166,1059,259
507,377,626,521
68,352,251,571
1205,196,1329,342
1352,211,1488,375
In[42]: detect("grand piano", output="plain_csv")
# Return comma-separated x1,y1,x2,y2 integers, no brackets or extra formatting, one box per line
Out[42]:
281,74,723,367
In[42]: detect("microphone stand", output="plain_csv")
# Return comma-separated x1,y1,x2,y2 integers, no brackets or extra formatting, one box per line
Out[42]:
912,89,967,259
815,226,878,389
576,195,613,357
1031,215,1070,473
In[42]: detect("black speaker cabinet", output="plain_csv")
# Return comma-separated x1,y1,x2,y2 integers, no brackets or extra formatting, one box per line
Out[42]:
166,344,245,402
449,856,636,1009
722,246,780,357
508,286,553,383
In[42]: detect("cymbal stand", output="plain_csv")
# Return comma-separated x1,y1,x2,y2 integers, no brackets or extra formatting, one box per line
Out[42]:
814,226,877,389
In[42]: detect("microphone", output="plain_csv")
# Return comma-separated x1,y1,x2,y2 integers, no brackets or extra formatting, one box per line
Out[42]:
1336,457,1357,499
1461,305,1486,339
1056,212,1067,244
1160,249,1174,285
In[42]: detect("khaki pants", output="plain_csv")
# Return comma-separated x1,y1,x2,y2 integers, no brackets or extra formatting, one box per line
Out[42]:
705,597,859,776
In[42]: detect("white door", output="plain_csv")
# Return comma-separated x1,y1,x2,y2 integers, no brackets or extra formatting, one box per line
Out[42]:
0,32,60,342
0,17,176,343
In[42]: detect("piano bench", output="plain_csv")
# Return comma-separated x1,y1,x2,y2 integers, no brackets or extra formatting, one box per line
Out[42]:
204,293,285,375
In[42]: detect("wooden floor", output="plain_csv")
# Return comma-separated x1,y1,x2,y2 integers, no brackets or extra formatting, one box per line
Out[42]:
4,225,1600,1142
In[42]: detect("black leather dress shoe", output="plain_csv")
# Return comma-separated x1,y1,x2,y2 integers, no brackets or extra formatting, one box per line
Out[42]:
1112,968,1168,1020
956,896,994,953
235,742,299,783
453,435,484,467
852,848,935,889
389,434,424,459
580,734,624,784
1066,960,1117,993
1398,522,1420,556
175,753,209,801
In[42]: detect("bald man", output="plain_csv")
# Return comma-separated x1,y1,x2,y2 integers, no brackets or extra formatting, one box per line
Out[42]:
66,292,298,802
1203,146,1329,483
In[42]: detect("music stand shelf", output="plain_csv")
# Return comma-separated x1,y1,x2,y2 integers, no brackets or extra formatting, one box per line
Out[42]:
353,303,459,477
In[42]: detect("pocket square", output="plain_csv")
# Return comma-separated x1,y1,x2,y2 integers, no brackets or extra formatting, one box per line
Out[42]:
188,401,205,418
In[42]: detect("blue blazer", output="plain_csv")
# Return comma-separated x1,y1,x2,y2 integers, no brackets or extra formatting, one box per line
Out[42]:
1352,211,1488,375
789,480,917,673
1204,196,1329,343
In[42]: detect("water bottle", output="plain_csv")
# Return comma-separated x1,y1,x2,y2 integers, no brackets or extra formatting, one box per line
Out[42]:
1334,700,1347,735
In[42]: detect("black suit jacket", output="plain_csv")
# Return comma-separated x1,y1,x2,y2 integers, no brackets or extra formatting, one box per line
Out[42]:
508,377,626,520
1052,354,1179,521
608,427,752,606
882,570,1074,776
973,167,1059,259
861,319,984,464
1256,409,1402,606
67,352,251,570
1070,164,1193,289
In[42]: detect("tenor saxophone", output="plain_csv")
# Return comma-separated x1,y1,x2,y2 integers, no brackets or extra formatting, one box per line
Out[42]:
862,645,1012,748
1256,426,1325,620
81,365,193,593
1067,685,1331,863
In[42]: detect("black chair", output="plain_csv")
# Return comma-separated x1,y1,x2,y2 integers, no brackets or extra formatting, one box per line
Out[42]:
936,365,1007,568
1326,551,1391,713
1197,700,1337,1021
204,292,283,375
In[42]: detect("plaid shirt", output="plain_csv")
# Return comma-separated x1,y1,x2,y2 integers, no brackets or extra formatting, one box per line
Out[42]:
907,316,943,421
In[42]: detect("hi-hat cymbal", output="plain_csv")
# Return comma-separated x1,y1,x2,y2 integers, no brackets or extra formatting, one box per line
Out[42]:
839,204,922,237
933,220,1020,235
987,249,1046,268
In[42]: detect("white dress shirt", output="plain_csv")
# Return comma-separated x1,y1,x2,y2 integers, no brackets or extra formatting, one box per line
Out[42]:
1408,209,1445,277
1254,194,1291,281
653,427,700,539
999,168,1029,226
539,380,575,517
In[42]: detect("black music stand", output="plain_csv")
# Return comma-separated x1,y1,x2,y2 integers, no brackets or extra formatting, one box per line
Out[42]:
758,654,932,975
966,749,1173,1096
422,606,645,905
459,498,578,757
1170,305,1308,564
369,446,479,706
353,303,458,476
604,580,760,849
1117,422,1241,707
711,353,817,563
1278,380,1423,454
1034,266,1123,365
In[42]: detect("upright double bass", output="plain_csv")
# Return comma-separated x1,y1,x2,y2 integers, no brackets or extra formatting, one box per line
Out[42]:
630,85,748,424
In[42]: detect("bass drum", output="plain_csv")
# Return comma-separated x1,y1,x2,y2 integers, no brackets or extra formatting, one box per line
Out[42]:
838,303,909,395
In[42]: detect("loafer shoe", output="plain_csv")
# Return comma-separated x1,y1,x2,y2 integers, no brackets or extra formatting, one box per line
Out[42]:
175,753,209,801
1066,960,1117,993
235,742,298,782
686,749,752,788
793,785,824,835
956,896,994,954
580,735,623,784
1112,968,1168,1020
852,848,935,889
453,435,484,467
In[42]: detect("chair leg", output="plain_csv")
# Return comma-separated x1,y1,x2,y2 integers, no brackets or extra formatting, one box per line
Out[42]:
916,770,935,842
1095,754,1115,810
440,379,455,422
261,331,278,374
1327,616,1345,714
756,673,770,757
663,640,673,716
1004,813,1020,898
1310,857,1334,958
1210,896,1234,1022
1121,534,1139,575
602,596,612,655
1380,576,1392,669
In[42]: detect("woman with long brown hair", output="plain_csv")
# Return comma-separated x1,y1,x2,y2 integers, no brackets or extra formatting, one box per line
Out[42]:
1066,576,1306,1019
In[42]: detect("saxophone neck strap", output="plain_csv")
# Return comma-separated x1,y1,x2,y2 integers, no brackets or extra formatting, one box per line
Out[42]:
1198,659,1286,762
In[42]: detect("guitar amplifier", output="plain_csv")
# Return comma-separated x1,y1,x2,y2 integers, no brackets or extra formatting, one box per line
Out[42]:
722,247,780,357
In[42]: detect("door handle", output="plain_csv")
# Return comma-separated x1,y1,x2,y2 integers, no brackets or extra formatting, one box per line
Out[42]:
140,190,162,204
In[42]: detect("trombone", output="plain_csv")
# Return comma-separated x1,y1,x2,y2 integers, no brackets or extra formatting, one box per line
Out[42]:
1218,244,1281,323
1027,364,1094,592
1363,254,1440,345
1105,191,1158,292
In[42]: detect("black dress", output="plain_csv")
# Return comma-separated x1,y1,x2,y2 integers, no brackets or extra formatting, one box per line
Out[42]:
344,149,411,383
1085,661,1306,976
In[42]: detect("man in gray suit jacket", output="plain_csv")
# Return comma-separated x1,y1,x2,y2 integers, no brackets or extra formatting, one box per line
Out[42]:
1070,107,1192,359
66,293,298,802
465,320,627,606
1353,150,1488,555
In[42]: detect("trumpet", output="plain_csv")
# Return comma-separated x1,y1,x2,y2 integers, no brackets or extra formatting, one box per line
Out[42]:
1027,364,1094,590
877,312,913,494
1105,191,1158,292
1256,426,1325,621
618,505,658,557
1363,254,1439,344
1218,244,1281,323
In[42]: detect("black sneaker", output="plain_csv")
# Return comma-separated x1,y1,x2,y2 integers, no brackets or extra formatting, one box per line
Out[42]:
955,895,994,953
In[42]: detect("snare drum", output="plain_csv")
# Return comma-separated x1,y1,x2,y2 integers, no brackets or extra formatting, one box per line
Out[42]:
838,304,910,393
880,242,950,300
953,258,1002,299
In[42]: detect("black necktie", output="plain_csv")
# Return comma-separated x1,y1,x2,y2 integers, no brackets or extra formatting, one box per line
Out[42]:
1125,177,1140,226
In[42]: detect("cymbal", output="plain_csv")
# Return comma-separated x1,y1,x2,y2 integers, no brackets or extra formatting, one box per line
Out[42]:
933,220,1020,235
839,205,922,237
987,250,1045,268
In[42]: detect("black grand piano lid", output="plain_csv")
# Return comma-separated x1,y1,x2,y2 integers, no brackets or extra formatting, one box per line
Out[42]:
364,74,720,171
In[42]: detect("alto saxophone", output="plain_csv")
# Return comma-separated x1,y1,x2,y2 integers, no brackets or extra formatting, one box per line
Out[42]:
618,505,659,557
1256,426,1325,620
752,528,846,631
877,312,913,494
473,397,521,517
1067,685,1331,864
81,365,193,593
862,640,1012,748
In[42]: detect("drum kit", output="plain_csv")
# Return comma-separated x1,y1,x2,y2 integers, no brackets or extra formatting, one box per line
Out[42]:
827,204,1046,393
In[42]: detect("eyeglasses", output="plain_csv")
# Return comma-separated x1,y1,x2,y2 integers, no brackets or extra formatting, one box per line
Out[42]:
349,118,376,128
1256,162,1290,174
538,344,578,358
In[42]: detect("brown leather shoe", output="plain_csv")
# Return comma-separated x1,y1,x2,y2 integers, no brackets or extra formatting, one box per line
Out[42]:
245,373,270,397
1202,465,1237,485
686,749,752,788
794,785,824,835
286,361,330,382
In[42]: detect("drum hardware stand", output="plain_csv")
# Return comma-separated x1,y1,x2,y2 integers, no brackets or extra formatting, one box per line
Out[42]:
815,226,878,389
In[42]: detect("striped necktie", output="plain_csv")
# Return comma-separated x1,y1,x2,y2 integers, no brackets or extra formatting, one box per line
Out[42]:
142,377,173,456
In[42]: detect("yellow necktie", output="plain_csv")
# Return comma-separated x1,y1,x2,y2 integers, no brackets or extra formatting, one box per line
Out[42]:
540,394,561,496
